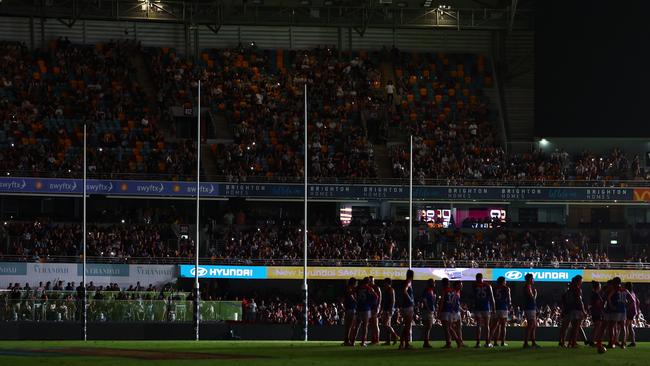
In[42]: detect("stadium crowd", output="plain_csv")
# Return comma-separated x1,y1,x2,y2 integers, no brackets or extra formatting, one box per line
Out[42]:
215,222,618,268
149,46,379,182
0,39,196,180
436,230,612,268
3,39,647,182
0,219,640,269
0,221,180,259
218,222,406,264
386,50,642,184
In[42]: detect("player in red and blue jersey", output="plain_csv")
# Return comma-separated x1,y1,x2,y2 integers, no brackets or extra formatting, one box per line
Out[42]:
369,276,382,345
624,282,639,347
523,273,540,348
602,280,614,346
590,281,605,348
355,277,376,347
381,278,399,345
558,283,571,347
343,277,358,346
421,278,436,348
472,273,495,348
438,277,459,348
566,275,587,348
491,276,511,347
398,269,415,350
452,281,465,348
607,277,628,349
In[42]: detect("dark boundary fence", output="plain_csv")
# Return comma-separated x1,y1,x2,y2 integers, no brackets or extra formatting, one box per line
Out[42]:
2,322,650,342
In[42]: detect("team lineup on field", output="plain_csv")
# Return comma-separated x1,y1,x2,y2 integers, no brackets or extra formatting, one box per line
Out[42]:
342,271,640,353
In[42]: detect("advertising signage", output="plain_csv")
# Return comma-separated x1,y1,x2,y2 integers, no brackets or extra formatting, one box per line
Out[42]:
491,268,585,282
177,265,268,279
177,265,635,283
0,177,640,202
0,263,646,285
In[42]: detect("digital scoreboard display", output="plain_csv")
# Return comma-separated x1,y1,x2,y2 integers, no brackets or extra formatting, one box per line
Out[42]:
417,208,506,228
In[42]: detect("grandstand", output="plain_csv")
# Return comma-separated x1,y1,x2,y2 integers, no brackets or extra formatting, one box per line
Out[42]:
1,0,650,365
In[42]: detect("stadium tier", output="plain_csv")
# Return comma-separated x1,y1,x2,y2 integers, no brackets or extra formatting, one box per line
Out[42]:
1,40,648,183
0,40,196,180
1,219,625,268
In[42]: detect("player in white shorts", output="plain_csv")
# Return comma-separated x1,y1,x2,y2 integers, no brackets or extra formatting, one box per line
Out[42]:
472,273,495,348
421,279,437,348
491,276,511,347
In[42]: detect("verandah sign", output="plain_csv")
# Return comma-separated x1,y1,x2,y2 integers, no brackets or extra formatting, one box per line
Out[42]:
0,263,176,287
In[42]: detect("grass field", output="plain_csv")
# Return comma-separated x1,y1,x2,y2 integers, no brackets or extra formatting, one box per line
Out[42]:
0,341,648,366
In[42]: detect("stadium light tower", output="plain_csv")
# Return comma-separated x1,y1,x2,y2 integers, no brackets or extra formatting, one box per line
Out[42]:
195,80,201,341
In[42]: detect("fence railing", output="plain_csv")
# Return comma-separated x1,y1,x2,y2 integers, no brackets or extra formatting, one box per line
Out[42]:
1,255,648,269
3,170,650,187
0,297,241,323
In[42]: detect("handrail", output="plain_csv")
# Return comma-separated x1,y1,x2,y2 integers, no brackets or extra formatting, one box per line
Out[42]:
1,255,647,269
2,171,649,187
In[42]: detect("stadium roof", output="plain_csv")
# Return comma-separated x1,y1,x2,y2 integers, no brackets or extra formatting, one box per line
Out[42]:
0,0,534,32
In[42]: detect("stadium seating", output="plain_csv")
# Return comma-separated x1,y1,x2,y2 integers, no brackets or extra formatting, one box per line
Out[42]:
149,46,378,182
0,40,196,180
1,219,622,269
2,221,175,259
1,39,644,182
386,52,639,184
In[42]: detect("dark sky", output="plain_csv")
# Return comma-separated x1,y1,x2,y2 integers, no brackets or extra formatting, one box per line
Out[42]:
535,0,650,137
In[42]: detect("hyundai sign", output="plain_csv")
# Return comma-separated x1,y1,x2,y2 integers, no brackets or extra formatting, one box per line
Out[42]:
178,265,268,279
492,268,584,282
177,265,590,282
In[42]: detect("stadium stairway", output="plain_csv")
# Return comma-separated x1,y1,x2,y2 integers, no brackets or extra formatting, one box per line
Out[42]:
483,86,509,146
373,144,394,179
501,31,535,145
130,51,173,139
202,112,233,181
379,60,396,89
503,87,535,141
372,61,398,179
378,60,404,141
212,113,234,140
201,144,222,182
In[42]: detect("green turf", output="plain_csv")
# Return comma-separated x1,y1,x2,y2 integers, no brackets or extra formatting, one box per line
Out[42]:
0,341,647,366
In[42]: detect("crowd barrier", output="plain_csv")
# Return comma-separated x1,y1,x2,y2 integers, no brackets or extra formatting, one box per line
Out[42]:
0,295,241,323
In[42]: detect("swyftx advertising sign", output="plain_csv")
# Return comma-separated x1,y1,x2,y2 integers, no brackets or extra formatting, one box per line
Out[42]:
178,265,268,279
492,268,584,282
